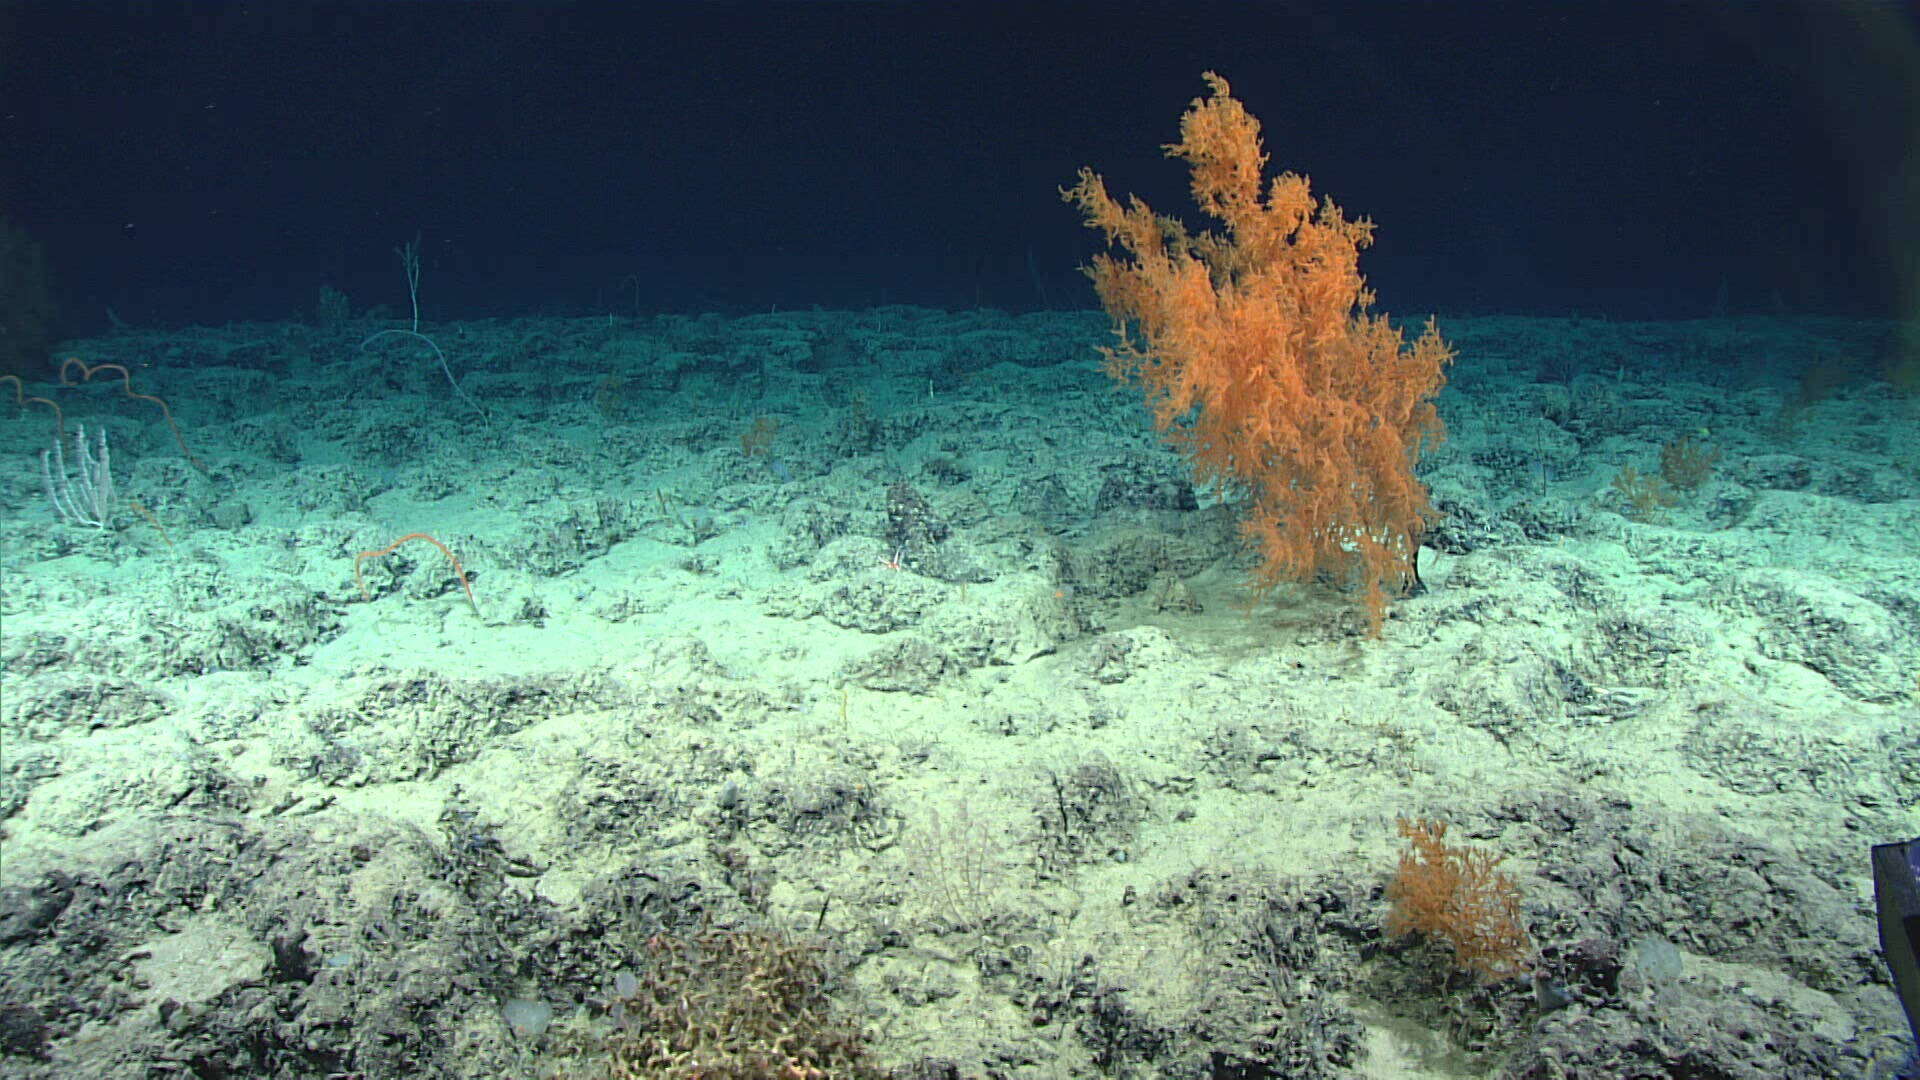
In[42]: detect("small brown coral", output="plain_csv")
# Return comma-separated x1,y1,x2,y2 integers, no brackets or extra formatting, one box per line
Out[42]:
1385,818,1532,983
603,926,875,1079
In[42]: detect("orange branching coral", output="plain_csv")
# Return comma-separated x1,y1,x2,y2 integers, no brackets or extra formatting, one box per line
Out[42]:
1065,72,1451,631
1385,818,1533,983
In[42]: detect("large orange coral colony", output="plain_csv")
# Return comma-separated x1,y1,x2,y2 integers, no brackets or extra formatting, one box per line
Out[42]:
1065,72,1452,631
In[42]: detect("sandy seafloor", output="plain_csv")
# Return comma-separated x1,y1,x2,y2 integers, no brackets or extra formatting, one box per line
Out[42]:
1,307,1916,1078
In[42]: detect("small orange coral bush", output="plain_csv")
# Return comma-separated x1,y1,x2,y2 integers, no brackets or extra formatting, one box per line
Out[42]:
1065,72,1451,631
1386,818,1532,983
